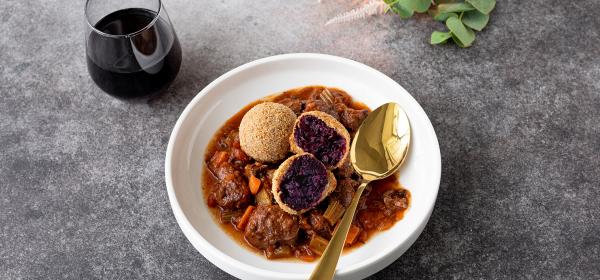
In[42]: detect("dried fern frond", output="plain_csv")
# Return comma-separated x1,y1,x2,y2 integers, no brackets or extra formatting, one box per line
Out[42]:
325,0,388,26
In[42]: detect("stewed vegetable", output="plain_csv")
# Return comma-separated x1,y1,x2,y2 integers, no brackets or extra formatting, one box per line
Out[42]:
203,86,410,261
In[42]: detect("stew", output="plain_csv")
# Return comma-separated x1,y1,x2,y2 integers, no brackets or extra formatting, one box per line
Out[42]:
202,86,410,261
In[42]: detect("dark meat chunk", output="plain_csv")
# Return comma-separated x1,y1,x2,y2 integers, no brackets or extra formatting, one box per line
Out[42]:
277,97,304,115
319,87,369,132
208,152,250,209
244,205,299,249
331,90,352,106
330,178,359,208
208,152,237,180
212,176,250,209
212,165,238,182
335,159,355,178
211,171,250,209
382,189,409,216
213,131,250,168
300,211,332,239
217,130,241,150
305,100,339,120
231,147,250,167
339,107,369,131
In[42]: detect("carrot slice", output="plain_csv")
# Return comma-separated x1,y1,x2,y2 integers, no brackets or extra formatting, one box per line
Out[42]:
345,224,361,245
248,175,261,195
236,205,255,230
212,151,229,166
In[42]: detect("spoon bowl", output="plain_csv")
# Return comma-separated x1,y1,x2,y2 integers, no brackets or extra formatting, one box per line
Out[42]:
351,103,411,181
309,102,411,280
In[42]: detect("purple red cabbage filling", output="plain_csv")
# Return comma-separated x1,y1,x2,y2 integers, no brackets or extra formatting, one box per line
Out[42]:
293,115,347,167
280,155,328,211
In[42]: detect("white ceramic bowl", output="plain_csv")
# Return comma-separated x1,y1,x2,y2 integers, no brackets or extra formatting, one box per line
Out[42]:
165,53,441,280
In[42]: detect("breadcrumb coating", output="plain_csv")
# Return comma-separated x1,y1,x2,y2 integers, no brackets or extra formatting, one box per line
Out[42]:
290,111,351,169
272,153,337,215
239,102,296,162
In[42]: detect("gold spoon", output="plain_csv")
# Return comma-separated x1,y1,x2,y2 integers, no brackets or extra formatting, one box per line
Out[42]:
309,102,411,280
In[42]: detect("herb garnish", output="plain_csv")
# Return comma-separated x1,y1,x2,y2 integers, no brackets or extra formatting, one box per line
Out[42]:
326,0,496,48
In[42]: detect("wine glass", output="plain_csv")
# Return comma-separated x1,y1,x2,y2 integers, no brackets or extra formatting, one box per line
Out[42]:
85,0,182,99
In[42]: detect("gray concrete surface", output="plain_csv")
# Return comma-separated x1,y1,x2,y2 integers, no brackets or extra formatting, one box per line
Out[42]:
1,0,599,279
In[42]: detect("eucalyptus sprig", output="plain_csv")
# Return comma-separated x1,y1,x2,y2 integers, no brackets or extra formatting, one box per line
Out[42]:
385,0,495,47
326,0,495,48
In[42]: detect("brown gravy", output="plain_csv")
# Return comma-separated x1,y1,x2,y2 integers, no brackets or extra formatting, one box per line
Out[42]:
202,86,410,261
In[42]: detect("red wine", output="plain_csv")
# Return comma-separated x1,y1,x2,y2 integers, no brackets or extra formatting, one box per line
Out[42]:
86,8,181,99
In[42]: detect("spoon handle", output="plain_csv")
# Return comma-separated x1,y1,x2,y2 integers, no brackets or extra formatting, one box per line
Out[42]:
309,181,369,280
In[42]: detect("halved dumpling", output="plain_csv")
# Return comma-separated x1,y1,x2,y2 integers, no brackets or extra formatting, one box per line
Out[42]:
272,153,337,215
290,111,351,169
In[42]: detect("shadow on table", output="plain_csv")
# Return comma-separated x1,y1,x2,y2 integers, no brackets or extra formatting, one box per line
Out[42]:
366,128,502,279
146,47,215,110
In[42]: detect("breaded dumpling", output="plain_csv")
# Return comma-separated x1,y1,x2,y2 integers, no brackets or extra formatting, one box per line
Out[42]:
290,111,351,169
239,102,296,162
272,153,336,215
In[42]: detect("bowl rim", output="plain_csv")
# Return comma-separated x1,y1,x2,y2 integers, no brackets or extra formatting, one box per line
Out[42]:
165,53,441,279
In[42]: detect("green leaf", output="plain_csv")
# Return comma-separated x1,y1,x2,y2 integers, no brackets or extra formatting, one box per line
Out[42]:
465,0,495,14
405,0,431,13
451,33,467,48
461,10,489,31
446,16,475,47
429,9,458,22
430,31,452,44
385,0,414,18
436,3,475,13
